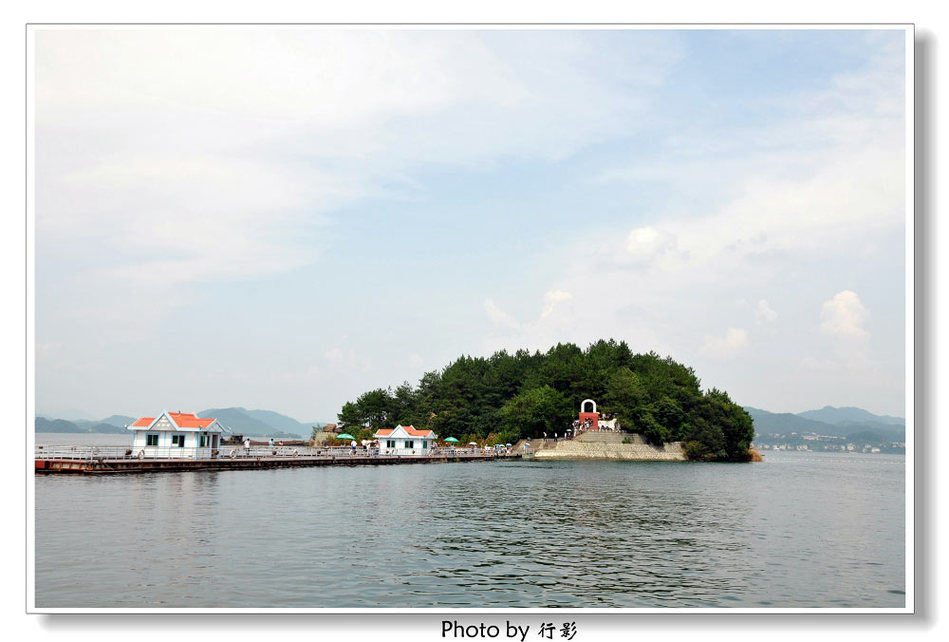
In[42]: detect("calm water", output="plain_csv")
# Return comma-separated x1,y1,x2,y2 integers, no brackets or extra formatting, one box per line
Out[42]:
34,435,905,609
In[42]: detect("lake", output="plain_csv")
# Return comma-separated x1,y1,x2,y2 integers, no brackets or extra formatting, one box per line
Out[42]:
33,435,905,609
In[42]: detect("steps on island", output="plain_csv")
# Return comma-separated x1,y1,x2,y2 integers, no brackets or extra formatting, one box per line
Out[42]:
574,431,641,444
535,431,685,461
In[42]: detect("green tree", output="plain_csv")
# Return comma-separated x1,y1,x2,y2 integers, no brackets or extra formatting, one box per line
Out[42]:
355,388,393,429
638,410,670,446
602,367,647,422
387,381,419,427
682,415,727,461
498,385,572,440
335,338,754,462
653,395,686,441
337,401,364,428
682,389,754,461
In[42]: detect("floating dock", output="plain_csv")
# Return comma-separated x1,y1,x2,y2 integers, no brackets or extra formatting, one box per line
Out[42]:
35,450,513,475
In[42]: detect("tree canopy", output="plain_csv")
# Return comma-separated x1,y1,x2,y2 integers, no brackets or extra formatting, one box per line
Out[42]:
336,339,755,461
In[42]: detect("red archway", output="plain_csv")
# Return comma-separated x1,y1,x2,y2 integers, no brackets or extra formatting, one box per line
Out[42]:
579,398,599,430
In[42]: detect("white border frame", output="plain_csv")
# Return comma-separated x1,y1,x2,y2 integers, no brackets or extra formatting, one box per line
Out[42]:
25,22,915,616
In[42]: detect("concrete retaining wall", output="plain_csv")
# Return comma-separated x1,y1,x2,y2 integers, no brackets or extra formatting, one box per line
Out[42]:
534,432,685,461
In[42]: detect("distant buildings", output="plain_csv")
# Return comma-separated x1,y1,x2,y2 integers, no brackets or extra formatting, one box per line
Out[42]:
755,433,903,454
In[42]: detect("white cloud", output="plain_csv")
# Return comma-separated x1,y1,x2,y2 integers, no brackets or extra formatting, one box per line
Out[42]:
700,327,749,359
496,35,905,368
589,36,904,290
799,288,886,405
485,290,576,342
484,298,522,330
33,29,907,421
625,226,677,263
611,137,903,288
541,290,573,318
35,28,680,325
820,290,869,339
755,299,778,323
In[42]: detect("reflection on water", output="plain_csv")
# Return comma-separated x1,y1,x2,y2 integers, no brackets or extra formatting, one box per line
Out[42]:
34,452,904,608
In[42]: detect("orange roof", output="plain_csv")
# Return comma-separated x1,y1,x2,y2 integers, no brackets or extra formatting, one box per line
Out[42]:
169,412,215,428
374,425,434,438
130,412,216,429
403,425,434,437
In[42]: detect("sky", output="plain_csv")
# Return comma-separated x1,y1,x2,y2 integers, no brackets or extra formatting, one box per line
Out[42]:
32,26,909,422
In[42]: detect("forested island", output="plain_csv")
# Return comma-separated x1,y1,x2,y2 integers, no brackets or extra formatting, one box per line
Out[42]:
336,340,755,462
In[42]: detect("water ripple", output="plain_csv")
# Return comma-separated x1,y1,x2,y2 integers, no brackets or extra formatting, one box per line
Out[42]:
35,453,904,608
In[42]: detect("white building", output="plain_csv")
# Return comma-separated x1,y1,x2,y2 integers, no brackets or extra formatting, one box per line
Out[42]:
373,425,436,455
128,410,229,459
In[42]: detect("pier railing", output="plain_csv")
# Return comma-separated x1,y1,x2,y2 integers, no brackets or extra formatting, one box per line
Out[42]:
35,444,501,461
35,445,136,460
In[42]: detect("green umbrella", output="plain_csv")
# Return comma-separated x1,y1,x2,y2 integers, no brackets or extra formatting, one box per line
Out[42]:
443,437,459,443
336,433,355,440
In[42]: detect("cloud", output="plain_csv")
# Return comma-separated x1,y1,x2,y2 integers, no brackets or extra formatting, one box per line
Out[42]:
541,290,573,318
755,299,778,323
625,226,678,263
588,35,904,290
33,29,907,420
799,289,883,404
700,327,749,359
35,29,683,328
820,290,869,339
484,298,522,330
485,290,575,336
482,289,607,357
493,34,904,366
609,136,903,288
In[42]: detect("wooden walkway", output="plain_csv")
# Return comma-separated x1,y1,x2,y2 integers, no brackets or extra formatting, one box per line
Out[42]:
35,452,515,475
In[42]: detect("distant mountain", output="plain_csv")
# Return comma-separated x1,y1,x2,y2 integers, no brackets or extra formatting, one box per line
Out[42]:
240,409,318,437
797,406,904,426
35,417,83,433
35,408,321,437
86,422,128,434
197,407,317,438
838,420,905,442
745,405,905,440
35,417,126,434
198,408,276,436
99,414,137,428
744,407,832,435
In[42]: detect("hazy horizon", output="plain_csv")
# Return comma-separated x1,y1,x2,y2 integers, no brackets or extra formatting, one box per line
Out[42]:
37,390,906,425
34,27,908,422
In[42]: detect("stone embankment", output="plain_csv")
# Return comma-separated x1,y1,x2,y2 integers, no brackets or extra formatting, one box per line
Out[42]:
531,430,686,461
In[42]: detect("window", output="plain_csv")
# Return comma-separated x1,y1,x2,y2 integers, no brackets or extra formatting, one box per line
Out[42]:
386,440,396,448
172,434,186,447
146,434,159,446
199,435,207,447
405,440,414,449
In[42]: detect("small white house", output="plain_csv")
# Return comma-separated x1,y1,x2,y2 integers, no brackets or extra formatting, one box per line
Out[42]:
128,410,229,459
373,425,437,455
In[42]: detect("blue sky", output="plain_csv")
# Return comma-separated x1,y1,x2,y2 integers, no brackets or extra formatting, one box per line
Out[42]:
33,27,908,422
